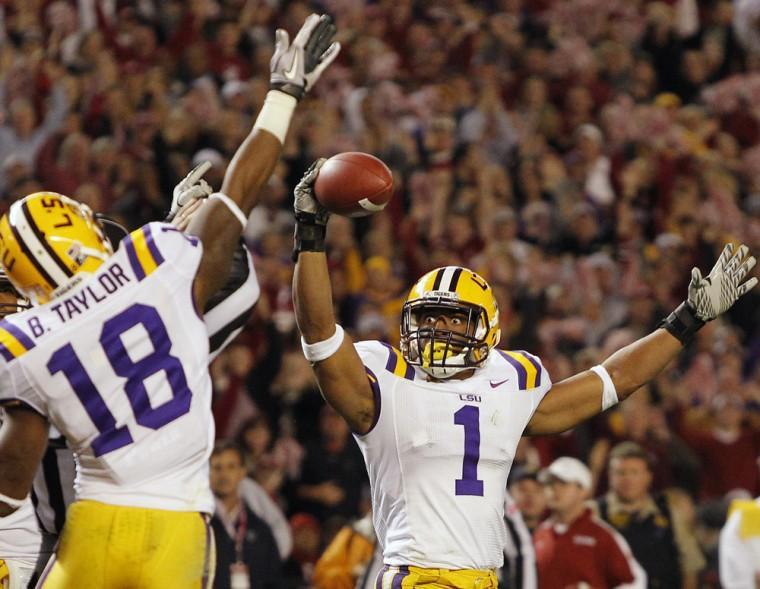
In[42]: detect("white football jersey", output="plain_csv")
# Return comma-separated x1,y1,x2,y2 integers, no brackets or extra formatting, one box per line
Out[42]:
0,493,43,562
0,223,214,513
354,341,551,570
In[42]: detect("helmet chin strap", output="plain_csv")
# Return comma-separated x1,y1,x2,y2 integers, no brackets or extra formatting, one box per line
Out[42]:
419,362,471,380
419,341,471,379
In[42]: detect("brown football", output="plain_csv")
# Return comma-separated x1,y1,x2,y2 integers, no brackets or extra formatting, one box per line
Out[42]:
313,152,393,217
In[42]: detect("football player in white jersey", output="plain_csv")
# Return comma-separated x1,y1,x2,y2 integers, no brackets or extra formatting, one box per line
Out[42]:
0,14,339,589
0,169,262,588
289,161,757,589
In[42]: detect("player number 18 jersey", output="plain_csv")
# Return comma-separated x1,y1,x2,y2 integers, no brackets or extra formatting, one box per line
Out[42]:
0,223,215,513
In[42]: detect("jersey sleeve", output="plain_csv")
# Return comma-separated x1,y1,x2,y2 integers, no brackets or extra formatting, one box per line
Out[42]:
119,222,203,283
493,349,552,411
204,244,259,362
0,357,47,416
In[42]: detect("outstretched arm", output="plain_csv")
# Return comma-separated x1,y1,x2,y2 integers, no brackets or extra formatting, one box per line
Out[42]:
291,164,376,434
187,14,339,311
527,244,757,435
0,406,48,515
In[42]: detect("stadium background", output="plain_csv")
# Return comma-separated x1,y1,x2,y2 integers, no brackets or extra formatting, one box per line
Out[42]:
0,0,758,586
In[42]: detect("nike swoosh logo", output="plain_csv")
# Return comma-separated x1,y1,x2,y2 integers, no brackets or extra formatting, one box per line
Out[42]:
284,53,299,80
490,378,509,388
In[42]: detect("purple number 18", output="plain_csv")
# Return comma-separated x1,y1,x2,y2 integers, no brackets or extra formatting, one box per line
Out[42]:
47,303,191,457
454,405,484,496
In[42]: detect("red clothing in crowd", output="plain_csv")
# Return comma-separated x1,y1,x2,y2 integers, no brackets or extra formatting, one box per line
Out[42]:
682,428,760,500
534,508,642,589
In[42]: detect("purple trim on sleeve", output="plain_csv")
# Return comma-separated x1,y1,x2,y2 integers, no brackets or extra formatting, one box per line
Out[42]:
403,362,415,381
381,342,398,373
0,344,14,362
0,320,35,351
363,366,382,435
142,224,165,266
518,350,542,387
122,234,145,281
497,350,527,390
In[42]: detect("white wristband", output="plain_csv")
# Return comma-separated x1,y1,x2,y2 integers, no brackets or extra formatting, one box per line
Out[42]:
253,90,297,144
0,492,28,509
209,193,247,229
301,325,345,363
590,365,619,411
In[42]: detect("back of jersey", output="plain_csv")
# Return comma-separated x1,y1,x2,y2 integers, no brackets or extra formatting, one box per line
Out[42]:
0,223,214,513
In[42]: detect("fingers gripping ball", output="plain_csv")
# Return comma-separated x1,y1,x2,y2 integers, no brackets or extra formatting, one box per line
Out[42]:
313,152,393,217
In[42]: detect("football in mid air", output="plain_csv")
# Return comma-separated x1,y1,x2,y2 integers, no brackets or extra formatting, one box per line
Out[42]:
314,152,393,217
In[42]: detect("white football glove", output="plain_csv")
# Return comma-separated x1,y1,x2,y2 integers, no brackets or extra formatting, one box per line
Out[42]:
270,14,341,101
169,161,213,219
294,158,329,224
687,243,757,321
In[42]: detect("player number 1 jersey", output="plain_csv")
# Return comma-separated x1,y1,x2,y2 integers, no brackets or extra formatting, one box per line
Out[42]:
354,340,551,570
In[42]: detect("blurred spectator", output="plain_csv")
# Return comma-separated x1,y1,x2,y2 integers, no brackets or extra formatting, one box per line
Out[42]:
499,491,538,589
283,513,323,588
594,442,705,589
295,406,367,524
313,512,380,589
719,496,760,588
534,457,646,589
679,393,760,500
209,441,282,589
508,465,548,534
0,87,68,193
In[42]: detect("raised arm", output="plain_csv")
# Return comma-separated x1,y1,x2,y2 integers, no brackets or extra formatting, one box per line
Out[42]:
291,163,376,434
187,14,339,311
527,244,757,435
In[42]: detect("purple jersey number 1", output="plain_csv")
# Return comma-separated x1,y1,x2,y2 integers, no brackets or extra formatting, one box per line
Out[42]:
47,303,191,457
454,405,484,496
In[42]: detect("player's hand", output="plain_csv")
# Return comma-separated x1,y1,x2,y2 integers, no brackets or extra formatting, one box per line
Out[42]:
171,198,205,232
687,243,757,321
294,158,329,225
270,13,340,101
169,161,213,220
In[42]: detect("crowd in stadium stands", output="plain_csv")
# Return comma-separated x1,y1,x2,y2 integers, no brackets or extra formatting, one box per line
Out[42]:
1,0,759,587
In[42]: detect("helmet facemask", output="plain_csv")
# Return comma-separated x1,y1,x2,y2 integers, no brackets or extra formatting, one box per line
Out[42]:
0,271,30,316
401,298,492,379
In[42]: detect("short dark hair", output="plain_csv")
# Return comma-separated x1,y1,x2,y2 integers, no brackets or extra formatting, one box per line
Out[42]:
211,439,245,465
508,465,540,487
609,441,652,469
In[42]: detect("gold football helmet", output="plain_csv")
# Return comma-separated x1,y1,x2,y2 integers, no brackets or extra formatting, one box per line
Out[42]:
0,192,112,305
400,266,501,379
